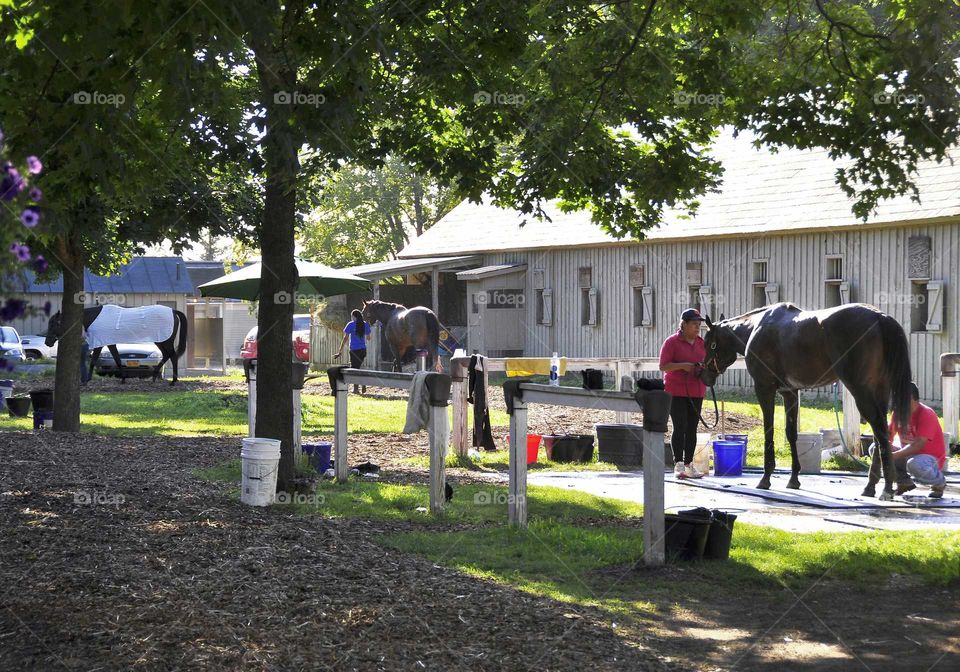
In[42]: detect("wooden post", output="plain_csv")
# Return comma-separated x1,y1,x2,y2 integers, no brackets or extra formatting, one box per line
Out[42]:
431,267,439,315
334,378,349,483
841,384,861,456
429,404,447,514
451,358,469,457
508,397,528,527
642,428,666,566
614,360,629,424
942,354,960,449
247,362,257,437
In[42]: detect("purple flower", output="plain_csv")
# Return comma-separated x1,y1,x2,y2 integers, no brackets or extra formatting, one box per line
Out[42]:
0,168,24,201
33,255,48,273
29,186,42,201
9,242,30,261
0,298,27,322
20,207,40,228
25,156,42,174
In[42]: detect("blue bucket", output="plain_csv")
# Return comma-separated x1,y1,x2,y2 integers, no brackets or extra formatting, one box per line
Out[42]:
713,440,745,476
33,409,54,430
719,434,748,467
302,442,332,473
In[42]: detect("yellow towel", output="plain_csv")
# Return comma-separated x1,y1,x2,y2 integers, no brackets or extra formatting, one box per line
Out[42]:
505,357,567,377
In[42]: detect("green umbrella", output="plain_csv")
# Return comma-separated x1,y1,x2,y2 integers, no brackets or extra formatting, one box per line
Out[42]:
198,258,371,300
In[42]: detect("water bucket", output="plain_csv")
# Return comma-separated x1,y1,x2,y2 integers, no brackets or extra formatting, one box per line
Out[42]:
718,434,748,466
302,442,332,472
506,433,542,465
820,428,841,450
240,437,281,506
796,432,823,474
6,396,31,417
664,510,712,561
703,510,738,560
713,440,744,477
595,423,642,465
692,433,712,474
33,409,54,431
0,380,13,410
29,389,54,413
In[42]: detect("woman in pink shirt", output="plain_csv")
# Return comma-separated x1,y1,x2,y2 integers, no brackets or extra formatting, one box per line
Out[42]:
659,308,708,479
887,381,947,498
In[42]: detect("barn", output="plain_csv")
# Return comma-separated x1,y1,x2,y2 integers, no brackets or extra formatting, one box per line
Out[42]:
396,131,960,403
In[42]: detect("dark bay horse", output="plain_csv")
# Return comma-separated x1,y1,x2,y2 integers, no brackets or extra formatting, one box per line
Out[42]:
361,300,442,372
45,304,188,384
698,303,912,500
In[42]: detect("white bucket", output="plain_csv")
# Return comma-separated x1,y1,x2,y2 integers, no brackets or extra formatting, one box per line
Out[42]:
820,428,841,450
0,380,14,410
240,437,281,507
692,433,712,475
796,432,823,474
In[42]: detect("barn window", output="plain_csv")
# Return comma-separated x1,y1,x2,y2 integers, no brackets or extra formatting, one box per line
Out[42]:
825,255,846,308
630,264,647,327
579,267,598,326
752,260,768,309
911,280,944,333
536,288,553,325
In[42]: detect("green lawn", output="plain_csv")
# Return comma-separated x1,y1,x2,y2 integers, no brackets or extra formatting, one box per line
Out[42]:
196,461,960,596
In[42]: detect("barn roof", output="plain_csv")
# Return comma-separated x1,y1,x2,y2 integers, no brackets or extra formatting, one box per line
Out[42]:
11,257,195,294
399,130,960,258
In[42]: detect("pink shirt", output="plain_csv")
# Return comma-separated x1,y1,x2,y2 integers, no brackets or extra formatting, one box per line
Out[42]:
659,332,706,398
889,403,946,469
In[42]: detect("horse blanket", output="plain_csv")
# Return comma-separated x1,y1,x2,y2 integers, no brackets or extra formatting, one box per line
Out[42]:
85,305,174,349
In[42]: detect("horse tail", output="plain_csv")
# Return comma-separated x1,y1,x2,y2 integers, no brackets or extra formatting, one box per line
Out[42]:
174,310,188,358
880,313,912,433
426,310,441,355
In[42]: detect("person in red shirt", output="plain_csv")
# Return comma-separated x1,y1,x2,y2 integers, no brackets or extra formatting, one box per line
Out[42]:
886,382,947,498
660,308,708,479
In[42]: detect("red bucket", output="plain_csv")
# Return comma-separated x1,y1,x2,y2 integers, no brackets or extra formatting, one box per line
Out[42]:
506,433,542,465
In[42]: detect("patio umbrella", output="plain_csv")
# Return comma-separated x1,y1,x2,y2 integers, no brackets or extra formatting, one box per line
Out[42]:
198,258,371,300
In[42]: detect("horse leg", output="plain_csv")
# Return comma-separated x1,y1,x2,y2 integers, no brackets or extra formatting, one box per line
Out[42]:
170,349,178,385
756,384,778,489
782,389,802,489
153,344,171,383
90,347,103,381
860,400,896,501
108,344,125,383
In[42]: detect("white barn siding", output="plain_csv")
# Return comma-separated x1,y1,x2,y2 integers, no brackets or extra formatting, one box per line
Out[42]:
475,220,959,404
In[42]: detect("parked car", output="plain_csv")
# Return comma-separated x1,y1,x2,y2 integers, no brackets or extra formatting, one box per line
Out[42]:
0,326,26,362
95,343,163,378
240,314,312,362
19,333,57,360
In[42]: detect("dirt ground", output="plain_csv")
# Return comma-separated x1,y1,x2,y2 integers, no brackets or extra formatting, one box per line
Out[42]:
2,381,958,671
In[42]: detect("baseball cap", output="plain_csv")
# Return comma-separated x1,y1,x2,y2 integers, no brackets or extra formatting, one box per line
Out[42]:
680,308,704,322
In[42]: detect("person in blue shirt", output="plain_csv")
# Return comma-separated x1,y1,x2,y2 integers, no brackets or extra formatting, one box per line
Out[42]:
335,309,372,393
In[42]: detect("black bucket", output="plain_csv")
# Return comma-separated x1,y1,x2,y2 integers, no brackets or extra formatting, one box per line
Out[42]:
29,389,54,413
543,434,594,463
703,510,738,560
664,509,712,561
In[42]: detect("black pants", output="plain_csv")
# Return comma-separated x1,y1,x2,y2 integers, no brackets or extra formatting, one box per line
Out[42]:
670,396,704,464
349,348,366,369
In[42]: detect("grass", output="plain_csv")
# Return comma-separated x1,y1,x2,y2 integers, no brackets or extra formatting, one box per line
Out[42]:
401,447,619,472
0,388,509,437
196,459,960,595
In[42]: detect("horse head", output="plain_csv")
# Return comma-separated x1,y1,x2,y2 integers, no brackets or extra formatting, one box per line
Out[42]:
44,311,63,347
699,314,739,386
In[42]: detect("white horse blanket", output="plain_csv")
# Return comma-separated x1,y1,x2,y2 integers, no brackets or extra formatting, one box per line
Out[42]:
85,304,175,349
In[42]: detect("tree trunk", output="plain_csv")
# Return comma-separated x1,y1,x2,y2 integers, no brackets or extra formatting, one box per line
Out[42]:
252,34,301,493
52,234,85,432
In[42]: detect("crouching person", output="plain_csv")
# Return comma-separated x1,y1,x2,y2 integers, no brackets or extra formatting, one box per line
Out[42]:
879,382,947,499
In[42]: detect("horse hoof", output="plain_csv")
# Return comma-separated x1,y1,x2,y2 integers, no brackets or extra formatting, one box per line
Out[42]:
879,490,894,502
757,479,771,490
786,479,801,490
861,487,876,498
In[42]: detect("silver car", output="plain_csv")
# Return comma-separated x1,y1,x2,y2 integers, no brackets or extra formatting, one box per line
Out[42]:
0,326,26,362
95,343,163,378
19,333,57,360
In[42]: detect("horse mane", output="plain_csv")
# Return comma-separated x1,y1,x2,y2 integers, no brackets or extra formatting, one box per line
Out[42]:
367,300,404,311
721,302,798,327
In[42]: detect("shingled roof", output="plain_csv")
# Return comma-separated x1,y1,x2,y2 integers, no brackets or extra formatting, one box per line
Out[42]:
398,130,960,258
12,257,195,294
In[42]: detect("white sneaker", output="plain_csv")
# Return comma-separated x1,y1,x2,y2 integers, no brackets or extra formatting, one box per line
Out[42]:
674,461,685,477
681,464,705,479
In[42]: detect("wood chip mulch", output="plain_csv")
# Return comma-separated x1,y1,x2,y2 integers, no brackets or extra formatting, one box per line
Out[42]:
0,430,690,671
